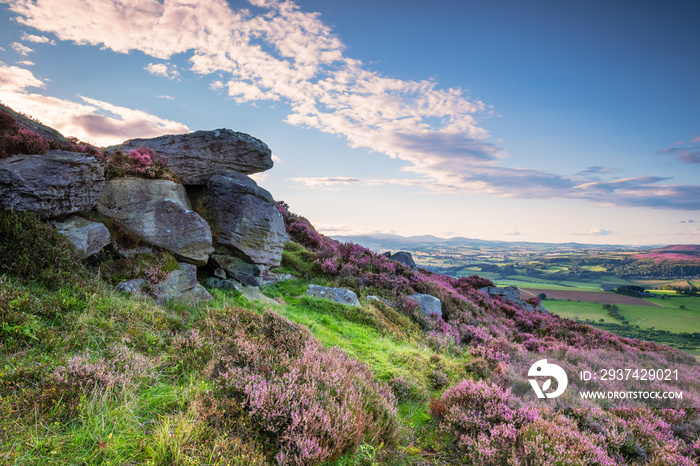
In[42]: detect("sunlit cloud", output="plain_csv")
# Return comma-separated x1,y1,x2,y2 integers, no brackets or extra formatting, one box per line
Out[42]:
0,64,189,146
11,42,33,56
15,59,35,66
573,228,614,236
20,31,55,45
145,62,180,79
2,0,698,210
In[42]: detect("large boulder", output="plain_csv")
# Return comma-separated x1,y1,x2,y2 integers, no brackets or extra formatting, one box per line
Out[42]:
206,172,288,267
479,286,548,313
306,284,360,307
0,151,105,218
110,129,273,185
408,293,442,317
97,177,213,265
53,216,111,259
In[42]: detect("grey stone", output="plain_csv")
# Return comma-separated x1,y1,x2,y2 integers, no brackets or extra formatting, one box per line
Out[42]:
206,172,288,266
109,129,273,185
0,151,105,218
211,253,261,287
98,177,213,265
154,262,213,303
213,268,227,279
53,216,111,259
261,271,295,286
306,284,360,307
116,278,145,294
408,293,442,317
479,286,548,313
389,251,417,269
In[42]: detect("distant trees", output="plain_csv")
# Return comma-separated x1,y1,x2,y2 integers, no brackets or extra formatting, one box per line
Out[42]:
614,285,645,297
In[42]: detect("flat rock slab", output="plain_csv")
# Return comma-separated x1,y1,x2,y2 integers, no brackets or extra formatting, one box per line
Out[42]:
98,177,213,265
53,215,111,259
0,151,105,218
207,172,288,266
110,129,273,185
408,293,442,317
306,284,360,307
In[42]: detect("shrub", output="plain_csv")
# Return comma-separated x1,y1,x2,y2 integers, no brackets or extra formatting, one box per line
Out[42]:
0,209,85,289
210,309,398,465
432,379,537,464
105,147,176,180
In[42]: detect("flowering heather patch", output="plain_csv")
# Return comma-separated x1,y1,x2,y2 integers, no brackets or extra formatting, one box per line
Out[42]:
105,147,176,180
276,203,700,464
209,308,398,465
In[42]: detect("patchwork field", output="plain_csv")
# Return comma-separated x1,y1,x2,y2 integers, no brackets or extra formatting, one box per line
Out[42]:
520,288,661,307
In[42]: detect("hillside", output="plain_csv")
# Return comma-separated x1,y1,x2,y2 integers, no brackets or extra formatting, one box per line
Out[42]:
2,107,700,465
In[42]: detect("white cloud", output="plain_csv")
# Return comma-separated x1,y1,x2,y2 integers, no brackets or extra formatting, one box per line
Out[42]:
11,42,33,56
20,31,55,45
3,0,698,210
156,94,174,100
573,228,614,236
0,65,189,146
15,60,35,66
145,62,180,79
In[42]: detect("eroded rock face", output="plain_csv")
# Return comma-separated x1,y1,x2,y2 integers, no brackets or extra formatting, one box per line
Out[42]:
0,151,105,218
98,177,213,265
110,129,273,185
207,172,288,267
53,216,111,259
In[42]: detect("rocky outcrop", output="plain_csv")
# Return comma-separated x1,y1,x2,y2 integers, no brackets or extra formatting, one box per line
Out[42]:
97,177,213,265
206,172,288,267
388,251,417,269
53,216,111,259
110,129,273,185
306,284,360,307
408,293,442,317
0,151,105,218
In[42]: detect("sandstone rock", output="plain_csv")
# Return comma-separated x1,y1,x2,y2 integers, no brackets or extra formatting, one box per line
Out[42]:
211,253,261,287
97,177,213,265
408,293,442,317
261,271,296,286
207,172,288,266
110,129,273,185
153,262,213,304
389,251,417,269
306,284,360,307
204,277,279,307
53,216,111,259
0,151,105,218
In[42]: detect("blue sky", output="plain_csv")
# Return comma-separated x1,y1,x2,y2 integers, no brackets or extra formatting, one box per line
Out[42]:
0,0,698,245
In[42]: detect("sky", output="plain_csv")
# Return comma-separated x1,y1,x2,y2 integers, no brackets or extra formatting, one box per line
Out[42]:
0,0,698,246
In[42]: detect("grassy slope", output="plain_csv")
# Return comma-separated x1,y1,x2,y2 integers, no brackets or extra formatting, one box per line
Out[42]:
0,273,464,465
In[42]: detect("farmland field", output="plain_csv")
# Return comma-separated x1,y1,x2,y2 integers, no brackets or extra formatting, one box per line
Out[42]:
520,288,661,307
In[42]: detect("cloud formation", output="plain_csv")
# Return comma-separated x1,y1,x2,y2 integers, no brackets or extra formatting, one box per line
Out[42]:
0,64,189,146
20,31,55,45
11,42,33,56
573,228,614,236
3,0,699,209
145,62,180,79
659,146,700,164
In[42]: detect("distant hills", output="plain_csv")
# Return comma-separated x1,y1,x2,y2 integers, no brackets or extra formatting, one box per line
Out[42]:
329,233,659,253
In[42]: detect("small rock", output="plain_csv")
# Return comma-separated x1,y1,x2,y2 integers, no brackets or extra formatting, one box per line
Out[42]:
53,216,111,259
408,293,442,317
306,284,360,307
117,278,145,294
211,254,261,287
